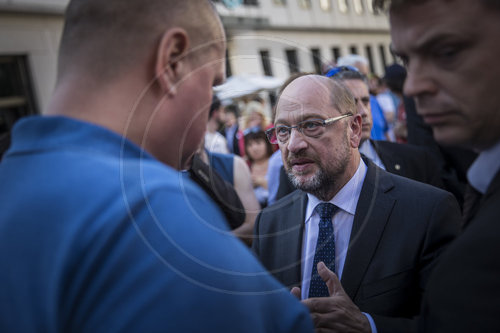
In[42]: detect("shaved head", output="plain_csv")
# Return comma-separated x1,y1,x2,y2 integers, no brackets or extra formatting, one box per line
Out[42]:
58,0,222,83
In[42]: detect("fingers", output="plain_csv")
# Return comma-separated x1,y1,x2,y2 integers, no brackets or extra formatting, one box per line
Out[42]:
291,287,301,300
317,262,344,296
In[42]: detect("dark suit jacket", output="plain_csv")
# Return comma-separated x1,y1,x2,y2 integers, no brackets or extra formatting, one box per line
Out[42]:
372,140,444,189
253,161,461,333
276,140,445,202
420,170,500,332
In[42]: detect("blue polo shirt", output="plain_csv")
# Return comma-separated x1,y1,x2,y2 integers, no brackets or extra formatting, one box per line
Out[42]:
0,116,313,333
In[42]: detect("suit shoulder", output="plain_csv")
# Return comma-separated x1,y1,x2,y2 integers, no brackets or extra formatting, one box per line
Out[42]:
383,167,451,199
376,140,431,158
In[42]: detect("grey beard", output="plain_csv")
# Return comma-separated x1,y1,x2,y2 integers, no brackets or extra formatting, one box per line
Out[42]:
287,167,337,202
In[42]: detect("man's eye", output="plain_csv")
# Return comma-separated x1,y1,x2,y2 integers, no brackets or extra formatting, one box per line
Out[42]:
362,97,370,106
302,121,321,130
276,127,289,135
434,46,459,62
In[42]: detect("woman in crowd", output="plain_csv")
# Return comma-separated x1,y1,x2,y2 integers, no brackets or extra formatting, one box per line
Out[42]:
244,130,274,208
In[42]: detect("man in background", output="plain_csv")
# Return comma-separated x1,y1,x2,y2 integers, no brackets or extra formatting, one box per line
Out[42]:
0,1,313,332
374,0,500,331
205,95,229,154
332,67,444,188
336,54,390,141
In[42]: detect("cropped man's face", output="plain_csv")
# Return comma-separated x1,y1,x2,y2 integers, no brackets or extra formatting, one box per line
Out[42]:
390,0,500,150
343,79,372,143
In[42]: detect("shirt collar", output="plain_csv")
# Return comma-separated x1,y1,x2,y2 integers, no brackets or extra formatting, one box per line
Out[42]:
305,158,367,223
467,139,500,194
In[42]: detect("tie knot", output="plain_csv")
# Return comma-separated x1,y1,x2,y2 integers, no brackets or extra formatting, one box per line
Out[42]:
315,203,337,221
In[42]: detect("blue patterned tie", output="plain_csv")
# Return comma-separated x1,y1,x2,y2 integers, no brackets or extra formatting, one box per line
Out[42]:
308,203,337,298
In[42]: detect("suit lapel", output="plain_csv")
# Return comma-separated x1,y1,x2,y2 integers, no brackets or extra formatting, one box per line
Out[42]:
341,160,396,300
275,191,308,288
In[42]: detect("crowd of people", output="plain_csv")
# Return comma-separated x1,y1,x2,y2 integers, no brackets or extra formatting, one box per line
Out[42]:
0,0,499,332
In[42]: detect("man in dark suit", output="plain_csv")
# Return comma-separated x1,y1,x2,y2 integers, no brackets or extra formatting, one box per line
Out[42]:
254,74,461,333
375,0,500,331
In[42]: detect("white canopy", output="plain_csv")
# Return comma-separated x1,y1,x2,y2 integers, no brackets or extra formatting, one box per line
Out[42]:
214,74,284,100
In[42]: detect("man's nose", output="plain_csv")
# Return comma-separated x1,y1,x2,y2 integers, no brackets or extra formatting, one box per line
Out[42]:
403,60,438,98
286,128,308,154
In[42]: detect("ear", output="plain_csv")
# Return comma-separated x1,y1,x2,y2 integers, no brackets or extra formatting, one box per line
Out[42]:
349,114,363,148
155,28,190,97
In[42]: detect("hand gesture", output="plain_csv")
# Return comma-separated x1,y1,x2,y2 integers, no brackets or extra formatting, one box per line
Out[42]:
293,262,372,333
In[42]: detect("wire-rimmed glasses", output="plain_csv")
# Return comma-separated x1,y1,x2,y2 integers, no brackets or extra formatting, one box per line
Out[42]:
265,113,353,144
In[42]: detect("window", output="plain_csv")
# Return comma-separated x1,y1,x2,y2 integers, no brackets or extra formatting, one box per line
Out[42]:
320,0,331,11
285,49,300,74
243,0,259,6
311,48,322,74
298,0,312,9
353,0,364,14
365,45,375,73
260,50,273,76
0,55,38,155
337,0,348,13
331,47,342,63
350,45,358,55
225,49,232,78
378,44,387,70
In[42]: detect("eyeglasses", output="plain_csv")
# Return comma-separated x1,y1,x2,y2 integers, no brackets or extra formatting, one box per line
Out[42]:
324,65,359,78
265,113,353,144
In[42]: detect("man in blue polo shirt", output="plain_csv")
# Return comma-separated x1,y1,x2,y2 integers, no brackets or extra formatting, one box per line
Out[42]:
0,1,313,332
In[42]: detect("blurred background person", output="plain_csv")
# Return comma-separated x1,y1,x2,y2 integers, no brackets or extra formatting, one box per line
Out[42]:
205,95,229,154
243,101,270,133
336,54,390,141
221,103,245,157
244,129,274,208
380,64,408,143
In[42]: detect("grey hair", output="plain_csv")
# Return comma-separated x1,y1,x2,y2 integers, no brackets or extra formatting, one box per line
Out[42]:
337,54,369,67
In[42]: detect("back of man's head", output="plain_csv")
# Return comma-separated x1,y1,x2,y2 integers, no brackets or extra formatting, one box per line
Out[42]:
58,0,219,84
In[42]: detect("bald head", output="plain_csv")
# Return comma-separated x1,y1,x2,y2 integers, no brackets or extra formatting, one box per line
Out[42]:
277,75,356,120
58,0,222,83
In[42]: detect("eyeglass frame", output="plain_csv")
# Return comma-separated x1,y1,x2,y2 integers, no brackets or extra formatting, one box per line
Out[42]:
265,113,353,144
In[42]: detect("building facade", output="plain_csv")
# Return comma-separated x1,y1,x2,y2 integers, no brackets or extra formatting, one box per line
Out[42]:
0,0,391,125
215,0,393,79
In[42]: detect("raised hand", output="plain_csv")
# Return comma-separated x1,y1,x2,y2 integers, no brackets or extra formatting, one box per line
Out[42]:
301,262,372,333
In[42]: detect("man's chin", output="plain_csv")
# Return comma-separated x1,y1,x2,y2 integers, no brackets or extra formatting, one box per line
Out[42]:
289,172,318,190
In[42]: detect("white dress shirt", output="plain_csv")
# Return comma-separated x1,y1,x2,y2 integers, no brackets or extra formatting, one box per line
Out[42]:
300,159,367,299
359,140,386,170
467,140,500,194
